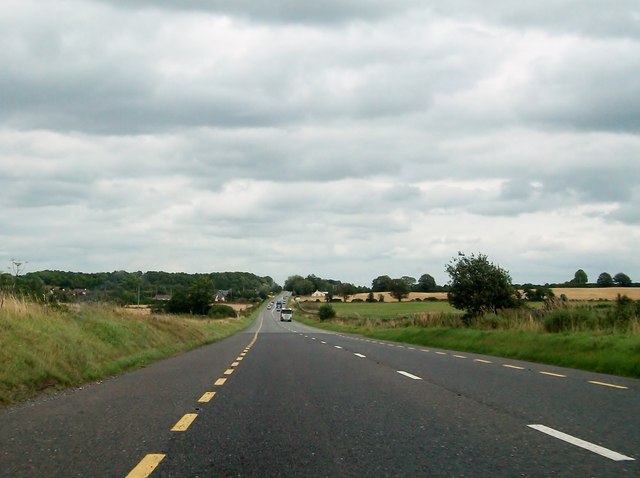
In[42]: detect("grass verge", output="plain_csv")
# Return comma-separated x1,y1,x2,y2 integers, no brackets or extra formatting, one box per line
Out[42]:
295,314,640,378
0,296,255,408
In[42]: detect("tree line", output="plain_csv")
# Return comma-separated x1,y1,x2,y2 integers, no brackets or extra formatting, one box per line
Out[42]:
0,269,280,306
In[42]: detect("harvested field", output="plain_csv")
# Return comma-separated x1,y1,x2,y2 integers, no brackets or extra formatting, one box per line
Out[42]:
297,288,640,303
550,287,640,300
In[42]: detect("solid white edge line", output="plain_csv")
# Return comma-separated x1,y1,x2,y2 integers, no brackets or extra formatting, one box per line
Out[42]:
527,425,635,462
397,371,422,380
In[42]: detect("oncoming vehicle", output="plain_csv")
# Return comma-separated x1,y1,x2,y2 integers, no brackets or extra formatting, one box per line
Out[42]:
280,308,293,322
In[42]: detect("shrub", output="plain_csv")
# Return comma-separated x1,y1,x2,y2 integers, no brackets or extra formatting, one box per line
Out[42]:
208,304,237,319
544,310,574,333
318,304,336,320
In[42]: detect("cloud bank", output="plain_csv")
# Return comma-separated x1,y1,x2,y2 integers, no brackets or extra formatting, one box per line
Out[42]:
1,0,639,286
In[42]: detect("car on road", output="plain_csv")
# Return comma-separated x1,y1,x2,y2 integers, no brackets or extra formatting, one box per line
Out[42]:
280,308,293,322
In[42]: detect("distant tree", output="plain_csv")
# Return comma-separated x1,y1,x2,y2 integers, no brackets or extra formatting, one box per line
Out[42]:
165,287,191,314
613,272,632,287
165,277,215,315
401,276,417,289
389,279,410,302
189,277,215,315
371,275,394,292
337,282,357,301
0,273,14,292
284,275,315,296
446,252,517,322
571,269,588,286
596,272,614,287
378,294,385,302
366,292,376,302
417,274,437,292
523,285,555,302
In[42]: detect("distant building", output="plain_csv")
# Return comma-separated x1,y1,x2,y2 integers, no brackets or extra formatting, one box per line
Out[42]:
153,294,172,301
215,290,231,302
311,290,328,298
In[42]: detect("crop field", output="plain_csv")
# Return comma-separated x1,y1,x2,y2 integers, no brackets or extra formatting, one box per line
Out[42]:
298,288,640,304
550,287,640,300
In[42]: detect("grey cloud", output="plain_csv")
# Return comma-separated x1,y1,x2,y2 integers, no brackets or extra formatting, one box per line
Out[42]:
93,0,420,25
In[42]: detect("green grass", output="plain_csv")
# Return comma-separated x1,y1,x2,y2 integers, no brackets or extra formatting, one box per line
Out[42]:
316,300,461,319
0,295,255,407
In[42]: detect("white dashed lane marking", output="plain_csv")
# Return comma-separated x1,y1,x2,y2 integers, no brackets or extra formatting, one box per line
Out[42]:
528,425,635,462
397,371,422,380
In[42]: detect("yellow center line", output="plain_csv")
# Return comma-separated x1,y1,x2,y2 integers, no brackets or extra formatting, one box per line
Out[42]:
236,357,244,361
504,364,525,370
198,391,216,403
125,454,166,478
540,371,567,378
171,413,198,432
589,380,628,390
224,368,234,375
231,361,240,367
215,378,227,386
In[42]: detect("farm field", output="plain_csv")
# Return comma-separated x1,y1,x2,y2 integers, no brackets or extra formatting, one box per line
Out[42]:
550,287,640,300
324,300,460,319
298,288,640,303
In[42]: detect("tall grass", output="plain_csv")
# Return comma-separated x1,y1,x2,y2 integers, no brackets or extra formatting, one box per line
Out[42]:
0,293,254,407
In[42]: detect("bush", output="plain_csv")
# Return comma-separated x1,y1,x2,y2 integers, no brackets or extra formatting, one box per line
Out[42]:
318,304,336,320
605,295,639,327
208,304,237,319
544,310,574,333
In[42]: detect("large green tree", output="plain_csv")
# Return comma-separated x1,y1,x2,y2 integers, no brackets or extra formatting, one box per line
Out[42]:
371,275,393,292
389,279,410,302
417,273,437,292
597,272,614,287
445,252,517,321
613,272,632,287
165,277,215,315
571,269,588,286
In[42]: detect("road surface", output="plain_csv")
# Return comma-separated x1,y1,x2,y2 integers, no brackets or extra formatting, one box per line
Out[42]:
1,297,638,477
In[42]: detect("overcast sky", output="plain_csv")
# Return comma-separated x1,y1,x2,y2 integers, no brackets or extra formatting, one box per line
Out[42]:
2,0,639,287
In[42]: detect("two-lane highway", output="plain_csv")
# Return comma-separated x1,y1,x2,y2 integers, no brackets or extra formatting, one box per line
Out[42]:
1,299,638,477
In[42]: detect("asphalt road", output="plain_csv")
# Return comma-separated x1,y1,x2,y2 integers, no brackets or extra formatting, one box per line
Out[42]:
1,297,638,477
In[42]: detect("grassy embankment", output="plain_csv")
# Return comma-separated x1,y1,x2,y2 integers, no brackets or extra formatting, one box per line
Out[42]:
0,294,256,407
295,299,640,378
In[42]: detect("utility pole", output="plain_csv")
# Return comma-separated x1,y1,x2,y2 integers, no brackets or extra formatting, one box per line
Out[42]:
10,258,27,277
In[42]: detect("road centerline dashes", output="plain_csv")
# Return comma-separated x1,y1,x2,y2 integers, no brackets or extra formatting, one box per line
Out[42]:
171,413,198,432
125,454,165,478
198,391,216,403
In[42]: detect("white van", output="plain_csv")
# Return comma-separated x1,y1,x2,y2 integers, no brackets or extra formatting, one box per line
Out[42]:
280,308,293,322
